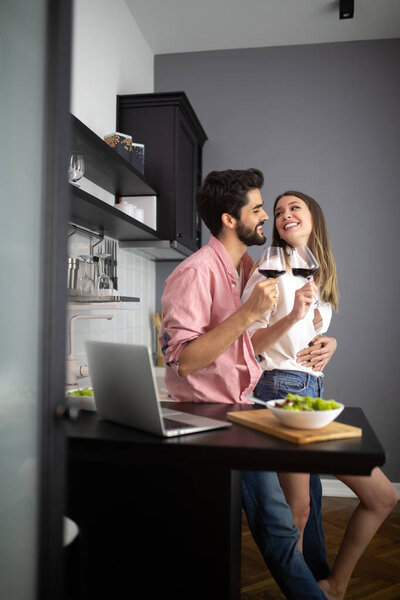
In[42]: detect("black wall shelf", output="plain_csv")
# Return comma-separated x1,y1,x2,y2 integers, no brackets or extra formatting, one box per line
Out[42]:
69,112,194,260
69,185,159,242
71,114,156,197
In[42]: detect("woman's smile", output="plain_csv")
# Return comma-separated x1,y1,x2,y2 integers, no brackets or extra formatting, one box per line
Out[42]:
283,221,299,231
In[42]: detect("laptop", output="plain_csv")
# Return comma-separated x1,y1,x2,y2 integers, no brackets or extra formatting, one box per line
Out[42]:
85,341,231,437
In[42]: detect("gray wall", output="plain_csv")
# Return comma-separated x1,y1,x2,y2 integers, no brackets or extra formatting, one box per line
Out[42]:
155,39,400,481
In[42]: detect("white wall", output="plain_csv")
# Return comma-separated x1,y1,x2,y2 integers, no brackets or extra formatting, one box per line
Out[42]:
68,0,157,375
155,40,400,481
71,0,153,136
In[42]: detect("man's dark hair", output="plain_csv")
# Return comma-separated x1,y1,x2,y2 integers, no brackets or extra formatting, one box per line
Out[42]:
196,168,264,237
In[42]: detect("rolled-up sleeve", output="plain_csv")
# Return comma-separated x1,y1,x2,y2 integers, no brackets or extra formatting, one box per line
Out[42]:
160,266,212,374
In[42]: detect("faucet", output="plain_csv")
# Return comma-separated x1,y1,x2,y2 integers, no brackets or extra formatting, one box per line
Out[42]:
66,314,113,389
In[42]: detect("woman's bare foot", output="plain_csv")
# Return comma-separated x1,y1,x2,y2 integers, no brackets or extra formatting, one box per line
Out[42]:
318,578,344,600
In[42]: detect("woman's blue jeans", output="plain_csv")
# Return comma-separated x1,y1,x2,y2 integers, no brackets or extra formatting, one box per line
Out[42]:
242,369,330,600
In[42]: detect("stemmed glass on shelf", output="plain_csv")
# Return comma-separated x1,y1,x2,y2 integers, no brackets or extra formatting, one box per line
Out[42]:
68,153,85,186
95,255,113,296
77,252,113,297
77,261,95,297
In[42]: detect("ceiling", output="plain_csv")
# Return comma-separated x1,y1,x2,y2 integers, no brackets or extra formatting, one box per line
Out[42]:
125,0,400,55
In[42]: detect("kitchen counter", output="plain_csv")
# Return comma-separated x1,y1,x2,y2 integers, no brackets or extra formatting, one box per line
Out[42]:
65,404,385,599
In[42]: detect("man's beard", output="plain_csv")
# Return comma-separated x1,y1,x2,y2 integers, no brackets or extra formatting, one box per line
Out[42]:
235,220,266,246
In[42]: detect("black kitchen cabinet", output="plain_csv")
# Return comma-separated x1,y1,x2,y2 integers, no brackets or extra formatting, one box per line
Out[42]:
117,92,207,253
70,114,193,260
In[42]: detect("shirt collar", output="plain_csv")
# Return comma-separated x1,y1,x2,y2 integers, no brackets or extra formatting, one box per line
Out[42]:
208,235,239,279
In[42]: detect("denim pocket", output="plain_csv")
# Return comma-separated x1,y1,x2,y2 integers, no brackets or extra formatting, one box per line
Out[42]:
253,371,307,401
275,373,307,394
253,377,274,401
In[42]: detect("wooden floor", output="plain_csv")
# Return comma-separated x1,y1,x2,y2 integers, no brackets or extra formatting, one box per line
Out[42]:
241,496,400,599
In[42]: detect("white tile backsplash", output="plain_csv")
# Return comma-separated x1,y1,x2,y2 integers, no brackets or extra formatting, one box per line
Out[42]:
67,232,156,378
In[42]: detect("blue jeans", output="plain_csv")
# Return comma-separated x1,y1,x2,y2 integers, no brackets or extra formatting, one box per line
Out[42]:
242,370,329,599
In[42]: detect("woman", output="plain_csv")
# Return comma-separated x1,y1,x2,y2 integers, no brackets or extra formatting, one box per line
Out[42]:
242,191,397,600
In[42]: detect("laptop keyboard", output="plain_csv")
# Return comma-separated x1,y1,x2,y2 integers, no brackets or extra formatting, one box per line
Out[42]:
162,417,198,431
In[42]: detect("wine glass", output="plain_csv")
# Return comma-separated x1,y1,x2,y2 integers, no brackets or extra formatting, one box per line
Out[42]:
77,260,95,296
258,246,286,313
68,153,85,186
290,246,320,305
95,257,113,296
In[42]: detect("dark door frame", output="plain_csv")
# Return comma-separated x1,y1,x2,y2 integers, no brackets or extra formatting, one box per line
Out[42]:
38,0,72,597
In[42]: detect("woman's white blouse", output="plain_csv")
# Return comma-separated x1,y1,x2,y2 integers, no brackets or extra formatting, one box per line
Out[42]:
241,269,332,377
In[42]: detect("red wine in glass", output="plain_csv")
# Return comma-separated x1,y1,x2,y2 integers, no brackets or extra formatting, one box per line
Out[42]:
290,247,319,281
290,246,320,306
259,268,286,279
291,267,318,279
258,247,286,312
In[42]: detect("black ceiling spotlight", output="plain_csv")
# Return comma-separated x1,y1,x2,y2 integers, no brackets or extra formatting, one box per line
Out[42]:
340,0,354,19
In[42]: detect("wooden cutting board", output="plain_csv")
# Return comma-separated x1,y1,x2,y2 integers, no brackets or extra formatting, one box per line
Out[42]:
227,409,362,445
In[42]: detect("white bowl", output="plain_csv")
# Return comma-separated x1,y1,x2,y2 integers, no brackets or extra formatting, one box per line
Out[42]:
266,400,344,430
65,388,96,411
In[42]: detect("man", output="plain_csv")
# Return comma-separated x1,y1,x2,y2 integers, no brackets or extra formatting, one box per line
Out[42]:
160,169,329,599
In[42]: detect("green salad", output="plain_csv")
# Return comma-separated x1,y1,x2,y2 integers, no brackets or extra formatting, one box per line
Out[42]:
67,387,94,397
275,393,340,411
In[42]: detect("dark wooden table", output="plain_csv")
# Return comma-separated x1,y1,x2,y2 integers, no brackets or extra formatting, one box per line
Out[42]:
65,405,385,600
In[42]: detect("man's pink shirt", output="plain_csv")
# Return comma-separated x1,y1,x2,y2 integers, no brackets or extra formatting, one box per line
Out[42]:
160,236,261,404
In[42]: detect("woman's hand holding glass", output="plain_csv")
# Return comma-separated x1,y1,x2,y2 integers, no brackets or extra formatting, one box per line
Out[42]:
290,246,320,307
289,280,317,322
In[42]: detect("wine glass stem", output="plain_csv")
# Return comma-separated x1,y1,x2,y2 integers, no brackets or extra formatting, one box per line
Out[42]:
307,276,320,307
271,280,280,313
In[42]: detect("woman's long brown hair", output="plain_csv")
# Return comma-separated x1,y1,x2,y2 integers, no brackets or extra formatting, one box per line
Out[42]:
272,191,339,311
